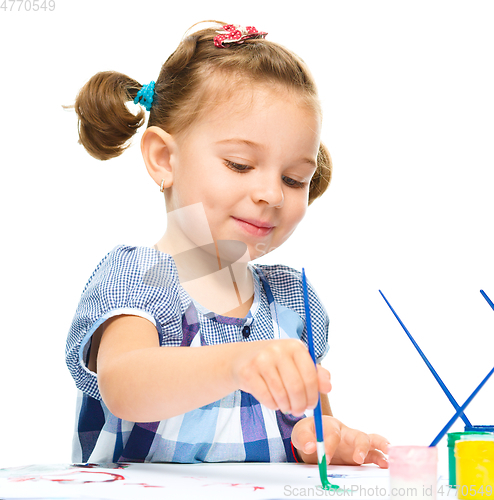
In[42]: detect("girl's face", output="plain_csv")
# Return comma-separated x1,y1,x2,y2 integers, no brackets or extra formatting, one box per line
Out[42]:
166,85,321,261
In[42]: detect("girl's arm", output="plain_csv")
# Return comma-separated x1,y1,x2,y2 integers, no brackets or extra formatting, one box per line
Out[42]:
94,314,331,423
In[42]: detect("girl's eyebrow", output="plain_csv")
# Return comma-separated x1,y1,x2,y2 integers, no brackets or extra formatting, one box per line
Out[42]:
215,138,261,149
214,138,317,168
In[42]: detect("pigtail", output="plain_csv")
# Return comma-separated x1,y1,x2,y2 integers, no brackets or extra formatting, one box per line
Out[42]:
309,141,332,205
67,71,145,161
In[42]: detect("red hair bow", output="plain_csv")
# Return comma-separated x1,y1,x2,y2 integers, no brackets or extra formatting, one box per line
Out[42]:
214,24,268,48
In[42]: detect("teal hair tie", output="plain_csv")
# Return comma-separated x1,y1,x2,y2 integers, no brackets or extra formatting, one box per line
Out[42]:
134,81,155,111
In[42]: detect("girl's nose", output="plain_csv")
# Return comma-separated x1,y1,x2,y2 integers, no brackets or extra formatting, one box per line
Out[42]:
251,175,284,208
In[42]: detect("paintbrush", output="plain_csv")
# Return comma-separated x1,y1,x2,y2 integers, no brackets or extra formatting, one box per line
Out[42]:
301,268,337,491
379,290,472,427
480,289,494,312
429,364,494,446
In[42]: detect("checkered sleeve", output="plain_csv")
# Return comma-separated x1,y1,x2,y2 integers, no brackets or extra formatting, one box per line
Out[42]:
255,264,330,362
65,245,184,401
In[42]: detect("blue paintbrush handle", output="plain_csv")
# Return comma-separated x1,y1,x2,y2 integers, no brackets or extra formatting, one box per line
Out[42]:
481,290,494,312
430,364,494,447
302,269,339,491
313,399,324,443
379,290,472,427
302,269,324,442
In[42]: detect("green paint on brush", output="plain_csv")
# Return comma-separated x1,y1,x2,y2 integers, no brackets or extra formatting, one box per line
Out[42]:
318,453,339,490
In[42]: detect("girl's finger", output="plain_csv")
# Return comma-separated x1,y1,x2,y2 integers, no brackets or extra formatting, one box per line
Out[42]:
279,348,318,415
364,449,389,469
247,372,280,411
322,417,342,463
368,433,391,454
259,365,292,414
317,365,332,394
291,418,317,455
276,363,307,416
350,431,372,464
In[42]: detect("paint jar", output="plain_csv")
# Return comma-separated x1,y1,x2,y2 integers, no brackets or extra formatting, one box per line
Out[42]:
455,436,494,500
448,432,491,488
389,446,438,500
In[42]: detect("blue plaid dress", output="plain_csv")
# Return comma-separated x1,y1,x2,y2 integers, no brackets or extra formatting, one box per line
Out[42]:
66,245,329,463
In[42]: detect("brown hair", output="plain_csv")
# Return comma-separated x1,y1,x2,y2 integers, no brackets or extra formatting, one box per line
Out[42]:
68,21,332,204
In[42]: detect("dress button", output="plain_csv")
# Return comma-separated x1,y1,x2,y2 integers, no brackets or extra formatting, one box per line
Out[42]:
242,325,251,338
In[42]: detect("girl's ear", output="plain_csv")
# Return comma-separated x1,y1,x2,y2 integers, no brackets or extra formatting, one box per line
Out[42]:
140,126,177,189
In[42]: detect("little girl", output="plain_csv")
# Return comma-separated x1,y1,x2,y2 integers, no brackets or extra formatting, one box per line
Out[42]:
65,21,388,467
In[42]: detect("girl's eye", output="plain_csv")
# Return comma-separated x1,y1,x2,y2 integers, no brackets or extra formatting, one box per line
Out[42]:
282,175,305,189
225,160,252,172
225,161,305,188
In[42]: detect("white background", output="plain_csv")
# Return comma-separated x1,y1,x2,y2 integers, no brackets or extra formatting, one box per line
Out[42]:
0,1,493,469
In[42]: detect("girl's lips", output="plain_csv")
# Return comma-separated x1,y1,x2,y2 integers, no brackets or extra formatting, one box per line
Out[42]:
232,217,274,237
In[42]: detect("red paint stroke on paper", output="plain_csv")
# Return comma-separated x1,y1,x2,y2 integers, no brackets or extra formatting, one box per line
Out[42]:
9,470,125,484
8,476,37,482
124,482,165,488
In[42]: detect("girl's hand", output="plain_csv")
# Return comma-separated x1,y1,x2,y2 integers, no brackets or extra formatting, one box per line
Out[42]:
291,416,389,468
232,339,332,416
